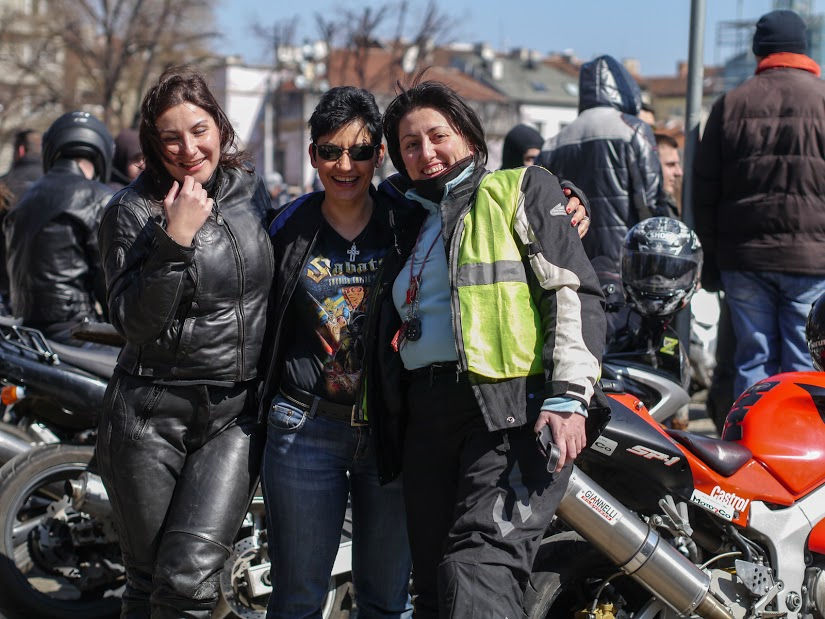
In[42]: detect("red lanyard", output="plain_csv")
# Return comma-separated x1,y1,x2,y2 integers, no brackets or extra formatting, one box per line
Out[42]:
406,227,440,306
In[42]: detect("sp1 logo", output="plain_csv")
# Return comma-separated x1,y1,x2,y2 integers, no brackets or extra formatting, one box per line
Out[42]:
626,445,681,467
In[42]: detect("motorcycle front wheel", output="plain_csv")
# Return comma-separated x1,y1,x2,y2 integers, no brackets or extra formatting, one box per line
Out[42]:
0,444,123,619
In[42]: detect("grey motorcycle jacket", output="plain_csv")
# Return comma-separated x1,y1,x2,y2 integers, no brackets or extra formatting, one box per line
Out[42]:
98,166,274,381
4,158,113,326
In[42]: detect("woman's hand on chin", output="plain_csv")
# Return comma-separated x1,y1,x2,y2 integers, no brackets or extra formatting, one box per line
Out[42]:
164,175,213,247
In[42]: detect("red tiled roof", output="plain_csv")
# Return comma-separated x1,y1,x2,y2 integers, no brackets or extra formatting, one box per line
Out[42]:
325,48,507,102
640,66,724,98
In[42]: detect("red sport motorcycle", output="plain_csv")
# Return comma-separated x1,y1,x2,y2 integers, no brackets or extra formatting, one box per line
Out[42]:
528,219,825,618
528,371,825,618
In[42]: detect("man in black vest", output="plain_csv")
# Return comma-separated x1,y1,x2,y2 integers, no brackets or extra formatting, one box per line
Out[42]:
694,9,825,399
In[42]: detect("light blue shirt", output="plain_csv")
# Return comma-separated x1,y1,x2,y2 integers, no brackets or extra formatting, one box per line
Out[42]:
391,165,476,369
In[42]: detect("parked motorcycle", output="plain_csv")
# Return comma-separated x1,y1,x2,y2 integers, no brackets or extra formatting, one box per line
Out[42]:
527,370,825,618
526,218,822,618
0,319,354,618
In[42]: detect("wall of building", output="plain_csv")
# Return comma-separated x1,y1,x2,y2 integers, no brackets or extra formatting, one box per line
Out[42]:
519,104,578,140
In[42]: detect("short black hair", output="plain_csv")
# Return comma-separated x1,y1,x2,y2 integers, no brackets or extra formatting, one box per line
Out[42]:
383,79,487,178
655,133,679,150
309,86,382,146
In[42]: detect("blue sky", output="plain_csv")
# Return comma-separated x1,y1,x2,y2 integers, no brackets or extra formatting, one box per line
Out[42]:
214,0,781,76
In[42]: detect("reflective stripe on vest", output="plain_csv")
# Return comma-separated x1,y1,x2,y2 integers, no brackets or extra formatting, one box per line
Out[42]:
456,168,543,379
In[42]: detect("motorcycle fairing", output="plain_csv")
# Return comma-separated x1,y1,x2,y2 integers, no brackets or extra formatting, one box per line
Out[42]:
579,394,696,512
724,372,825,497
597,392,796,529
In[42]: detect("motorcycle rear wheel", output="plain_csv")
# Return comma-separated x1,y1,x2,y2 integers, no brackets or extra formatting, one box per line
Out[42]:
526,531,677,619
0,444,122,619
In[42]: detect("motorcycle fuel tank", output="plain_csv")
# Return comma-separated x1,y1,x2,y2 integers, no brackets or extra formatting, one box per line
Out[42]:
723,371,825,497
578,394,696,511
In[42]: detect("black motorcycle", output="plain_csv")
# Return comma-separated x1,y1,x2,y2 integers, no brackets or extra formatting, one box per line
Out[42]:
0,319,123,618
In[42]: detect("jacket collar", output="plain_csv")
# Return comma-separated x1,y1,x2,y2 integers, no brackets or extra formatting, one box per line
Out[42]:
756,52,821,77
48,158,86,177
137,166,229,202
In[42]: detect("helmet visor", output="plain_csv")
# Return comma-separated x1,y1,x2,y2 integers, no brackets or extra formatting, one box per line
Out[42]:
622,251,699,293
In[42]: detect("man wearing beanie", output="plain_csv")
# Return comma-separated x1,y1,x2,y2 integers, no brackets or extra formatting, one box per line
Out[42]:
694,9,825,401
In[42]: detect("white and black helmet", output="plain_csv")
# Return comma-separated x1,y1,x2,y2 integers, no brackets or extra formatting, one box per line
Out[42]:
621,217,703,317
42,111,114,182
807,291,825,372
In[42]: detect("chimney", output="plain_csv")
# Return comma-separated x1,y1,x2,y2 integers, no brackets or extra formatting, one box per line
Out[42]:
623,58,641,77
678,61,688,78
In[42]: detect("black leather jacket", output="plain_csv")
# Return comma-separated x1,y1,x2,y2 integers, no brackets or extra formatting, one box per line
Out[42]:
537,55,667,272
4,158,112,329
98,166,274,381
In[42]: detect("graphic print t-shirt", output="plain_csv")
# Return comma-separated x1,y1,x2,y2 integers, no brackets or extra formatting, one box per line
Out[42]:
282,214,390,404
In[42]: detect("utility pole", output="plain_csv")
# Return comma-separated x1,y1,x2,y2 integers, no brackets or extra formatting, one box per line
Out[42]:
678,0,706,348
682,0,706,229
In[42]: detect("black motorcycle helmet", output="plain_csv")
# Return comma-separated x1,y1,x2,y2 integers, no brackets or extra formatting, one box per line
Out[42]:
42,111,114,182
806,291,825,371
621,217,703,317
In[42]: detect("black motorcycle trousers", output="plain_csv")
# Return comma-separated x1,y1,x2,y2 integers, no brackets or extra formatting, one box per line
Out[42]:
402,371,571,619
96,370,263,618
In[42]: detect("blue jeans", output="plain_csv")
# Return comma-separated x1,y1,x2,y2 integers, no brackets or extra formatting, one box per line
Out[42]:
261,395,412,618
721,270,825,398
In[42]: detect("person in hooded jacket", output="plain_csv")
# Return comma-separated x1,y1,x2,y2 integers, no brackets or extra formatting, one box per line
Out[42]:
109,128,144,190
500,123,544,170
537,54,668,273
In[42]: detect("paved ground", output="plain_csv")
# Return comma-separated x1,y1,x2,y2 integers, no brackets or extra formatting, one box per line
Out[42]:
685,390,719,437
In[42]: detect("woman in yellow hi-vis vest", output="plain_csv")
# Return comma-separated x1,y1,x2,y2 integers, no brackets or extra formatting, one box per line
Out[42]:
367,80,607,618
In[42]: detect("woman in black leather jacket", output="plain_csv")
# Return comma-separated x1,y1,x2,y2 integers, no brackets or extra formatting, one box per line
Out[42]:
96,66,274,618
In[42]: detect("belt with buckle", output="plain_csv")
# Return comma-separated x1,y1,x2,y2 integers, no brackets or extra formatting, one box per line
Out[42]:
279,384,363,425
405,361,462,382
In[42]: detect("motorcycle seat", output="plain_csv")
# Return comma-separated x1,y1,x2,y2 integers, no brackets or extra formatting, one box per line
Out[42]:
49,341,118,380
667,429,752,477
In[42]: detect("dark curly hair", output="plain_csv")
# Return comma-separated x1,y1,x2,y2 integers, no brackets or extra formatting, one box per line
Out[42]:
139,65,248,179
382,78,487,178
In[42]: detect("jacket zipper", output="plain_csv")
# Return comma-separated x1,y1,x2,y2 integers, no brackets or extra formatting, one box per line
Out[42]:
447,204,472,373
214,178,247,375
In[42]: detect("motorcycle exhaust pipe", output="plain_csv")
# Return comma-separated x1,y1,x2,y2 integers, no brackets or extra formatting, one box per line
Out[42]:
66,472,111,518
557,467,733,619
0,430,33,464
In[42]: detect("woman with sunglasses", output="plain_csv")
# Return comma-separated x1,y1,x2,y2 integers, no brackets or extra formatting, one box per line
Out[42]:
367,80,606,617
257,86,413,618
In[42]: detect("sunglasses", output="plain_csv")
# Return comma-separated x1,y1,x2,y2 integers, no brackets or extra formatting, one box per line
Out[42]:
314,143,378,162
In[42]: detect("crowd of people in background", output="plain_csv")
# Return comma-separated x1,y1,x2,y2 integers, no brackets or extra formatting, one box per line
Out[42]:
0,6,820,618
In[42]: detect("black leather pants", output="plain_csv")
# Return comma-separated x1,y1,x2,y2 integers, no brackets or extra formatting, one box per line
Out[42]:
96,370,263,618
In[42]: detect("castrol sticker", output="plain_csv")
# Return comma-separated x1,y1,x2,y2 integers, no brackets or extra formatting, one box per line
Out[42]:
576,483,622,525
690,488,735,521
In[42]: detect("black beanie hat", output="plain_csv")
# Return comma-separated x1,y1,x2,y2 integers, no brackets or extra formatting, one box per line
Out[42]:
752,9,808,57
501,124,544,170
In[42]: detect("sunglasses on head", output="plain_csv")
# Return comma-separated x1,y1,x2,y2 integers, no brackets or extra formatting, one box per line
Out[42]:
314,143,378,162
